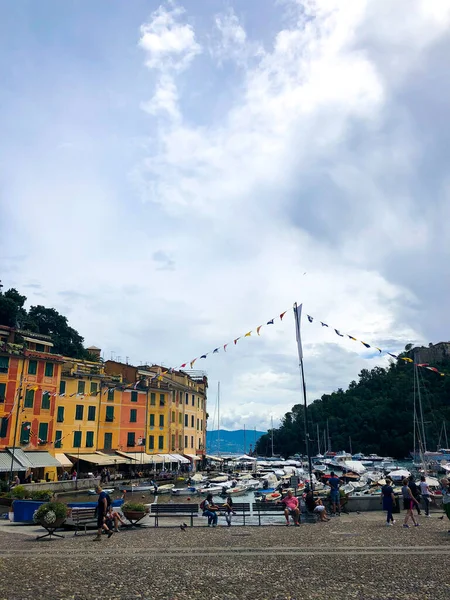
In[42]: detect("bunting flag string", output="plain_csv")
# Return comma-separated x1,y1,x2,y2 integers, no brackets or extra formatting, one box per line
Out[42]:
305,312,446,377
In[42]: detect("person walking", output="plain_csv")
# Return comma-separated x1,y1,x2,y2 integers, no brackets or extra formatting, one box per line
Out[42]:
402,478,419,528
92,485,114,541
328,472,341,516
381,478,396,526
408,475,421,515
419,475,431,517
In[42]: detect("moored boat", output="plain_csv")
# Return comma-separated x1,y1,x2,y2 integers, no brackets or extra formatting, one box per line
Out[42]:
171,486,197,496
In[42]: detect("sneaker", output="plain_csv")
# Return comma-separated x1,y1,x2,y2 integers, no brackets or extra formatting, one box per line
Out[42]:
414,523,420,527
403,524,409,528
386,522,393,527
114,528,120,532
107,530,114,538
425,515,431,518
392,520,396,525
92,535,102,541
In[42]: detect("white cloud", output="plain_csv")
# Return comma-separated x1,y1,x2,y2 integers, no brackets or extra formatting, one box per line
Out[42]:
140,74,180,120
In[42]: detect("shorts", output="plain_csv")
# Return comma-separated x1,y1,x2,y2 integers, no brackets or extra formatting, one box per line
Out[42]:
403,499,413,511
330,491,339,503
287,507,298,515
314,505,325,513
97,513,105,528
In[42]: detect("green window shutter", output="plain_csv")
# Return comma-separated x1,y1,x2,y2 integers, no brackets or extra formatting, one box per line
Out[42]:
20,422,31,444
44,363,54,377
158,435,164,450
131,391,138,402
127,432,135,447
130,409,137,423
171,434,175,450
90,382,98,394
149,435,154,450
38,422,48,443
41,392,51,410
59,380,66,395
107,389,114,401
105,406,114,422
0,356,9,373
86,431,94,448
150,393,156,405
24,389,35,408
0,417,8,438
178,413,182,424
73,430,82,448
192,395,195,406
104,433,112,449
75,405,84,420
28,360,37,375
185,393,188,405
159,415,164,427
159,394,165,406
57,406,64,422
178,435,182,449
149,414,155,426
77,381,85,395
87,406,96,421
54,430,62,449
0,382,6,403
184,414,188,427
191,415,194,427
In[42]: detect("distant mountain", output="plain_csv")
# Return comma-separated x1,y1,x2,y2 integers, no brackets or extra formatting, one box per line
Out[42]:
206,429,266,454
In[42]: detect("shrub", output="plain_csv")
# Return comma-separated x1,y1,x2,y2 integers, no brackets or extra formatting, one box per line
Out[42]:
34,502,68,524
11,485,29,500
122,501,146,512
0,480,8,493
30,490,53,501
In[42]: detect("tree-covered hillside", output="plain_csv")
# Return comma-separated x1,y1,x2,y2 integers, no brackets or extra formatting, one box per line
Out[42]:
256,355,450,459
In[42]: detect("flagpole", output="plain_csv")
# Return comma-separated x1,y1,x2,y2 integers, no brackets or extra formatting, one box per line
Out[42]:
9,356,26,489
293,302,314,492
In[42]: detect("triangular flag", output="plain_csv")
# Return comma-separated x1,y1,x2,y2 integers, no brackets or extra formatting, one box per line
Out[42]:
280,311,287,321
321,322,328,328
334,329,344,337
388,353,397,358
348,335,357,341
200,354,207,359
256,326,262,336
180,363,187,368
267,319,274,325
361,342,371,348
190,359,197,369
375,347,382,353
245,331,251,337
417,363,429,367
307,315,313,323
223,344,228,352
401,357,413,363
213,348,219,354
234,338,240,345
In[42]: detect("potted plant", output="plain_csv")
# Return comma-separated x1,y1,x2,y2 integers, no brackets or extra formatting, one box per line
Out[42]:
122,501,148,522
33,502,68,529
11,485,29,500
30,490,53,502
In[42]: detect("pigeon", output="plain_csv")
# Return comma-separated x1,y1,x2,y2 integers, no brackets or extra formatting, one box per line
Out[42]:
180,523,187,532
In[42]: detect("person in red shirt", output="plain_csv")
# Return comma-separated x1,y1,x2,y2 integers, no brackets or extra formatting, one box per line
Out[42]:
277,490,300,526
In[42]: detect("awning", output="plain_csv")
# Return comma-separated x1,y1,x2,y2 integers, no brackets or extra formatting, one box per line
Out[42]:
0,452,25,473
184,454,201,461
66,453,127,466
168,454,189,464
115,451,156,465
24,452,62,468
205,454,224,462
6,448,33,469
55,453,73,468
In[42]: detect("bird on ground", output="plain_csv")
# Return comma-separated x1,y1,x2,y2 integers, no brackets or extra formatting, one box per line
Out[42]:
180,523,188,532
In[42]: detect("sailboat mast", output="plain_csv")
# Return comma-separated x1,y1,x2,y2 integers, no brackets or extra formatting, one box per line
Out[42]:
244,424,246,454
217,382,220,457
445,422,449,449
271,416,274,457
327,419,330,453
416,362,428,453
317,423,321,456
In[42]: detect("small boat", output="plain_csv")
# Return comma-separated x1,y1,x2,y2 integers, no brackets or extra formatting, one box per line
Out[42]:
120,484,155,493
254,487,276,497
157,484,175,494
198,484,226,494
171,486,197,496
221,486,249,497
255,492,282,503
88,488,114,495
210,475,228,483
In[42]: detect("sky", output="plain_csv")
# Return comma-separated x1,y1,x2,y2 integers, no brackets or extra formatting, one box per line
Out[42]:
1,0,450,431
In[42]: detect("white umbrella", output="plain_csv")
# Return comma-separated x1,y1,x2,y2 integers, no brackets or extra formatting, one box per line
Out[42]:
233,454,257,461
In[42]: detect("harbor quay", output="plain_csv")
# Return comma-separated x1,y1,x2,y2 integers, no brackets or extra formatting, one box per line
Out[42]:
1,512,449,600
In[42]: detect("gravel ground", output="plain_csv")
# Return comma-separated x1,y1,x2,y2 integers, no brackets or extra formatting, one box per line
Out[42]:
0,512,449,600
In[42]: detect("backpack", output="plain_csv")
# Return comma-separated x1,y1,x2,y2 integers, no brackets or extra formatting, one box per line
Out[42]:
200,499,206,510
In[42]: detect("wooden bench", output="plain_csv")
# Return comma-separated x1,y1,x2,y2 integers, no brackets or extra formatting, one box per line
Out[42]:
252,502,301,526
150,503,199,527
67,507,97,535
217,502,251,526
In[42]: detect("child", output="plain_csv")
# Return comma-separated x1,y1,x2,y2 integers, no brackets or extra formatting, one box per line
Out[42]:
223,496,235,527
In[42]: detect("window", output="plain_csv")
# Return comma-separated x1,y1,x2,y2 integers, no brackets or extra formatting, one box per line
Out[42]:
149,435,154,450
104,432,112,450
178,434,182,449
36,343,45,352
159,414,164,427
41,392,51,410
127,432,135,447
87,406,96,421
184,414,188,427
178,412,182,425
54,430,62,448
24,389,34,408
191,415,194,428
75,405,84,420
44,363,54,378
86,431,94,447
191,435,194,448
105,406,114,422
131,391,138,402
57,406,64,422
185,393,188,405
0,382,6,403
199,438,201,449
38,422,48,443
28,360,37,375
196,419,199,431
0,356,9,374
171,411,175,423
0,417,8,438
107,388,114,401
130,409,137,423
158,435,164,450
77,381,85,395
201,420,203,431
20,422,31,444
192,394,195,407
59,380,66,395
184,435,188,448
73,430,82,448
150,393,156,406
90,382,98,394
149,414,155,427
197,398,200,408
159,394,165,407
171,434,175,450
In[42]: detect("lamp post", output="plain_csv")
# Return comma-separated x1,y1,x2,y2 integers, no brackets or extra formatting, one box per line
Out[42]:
76,424,81,490
9,357,26,490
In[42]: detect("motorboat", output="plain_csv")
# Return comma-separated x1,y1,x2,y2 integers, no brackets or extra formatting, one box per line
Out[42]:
120,484,155,493
254,487,276,497
210,475,228,483
171,486,198,496
387,469,411,482
221,485,250,497
255,491,282,503
156,483,175,494
314,464,327,473
87,488,115,496
342,460,366,475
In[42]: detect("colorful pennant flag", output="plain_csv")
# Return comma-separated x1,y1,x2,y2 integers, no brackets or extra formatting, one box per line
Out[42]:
245,331,251,337
361,342,371,348
267,319,274,325
307,315,313,323
200,354,207,359
223,344,228,352
190,359,197,369
234,338,240,345
280,311,287,321
334,329,344,337
213,348,219,353
321,322,328,327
